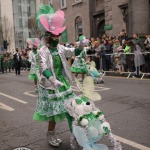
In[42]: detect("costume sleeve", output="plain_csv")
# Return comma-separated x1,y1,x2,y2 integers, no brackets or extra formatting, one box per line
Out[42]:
80,50,86,59
62,45,75,58
38,47,49,73
63,46,75,52
28,51,34,63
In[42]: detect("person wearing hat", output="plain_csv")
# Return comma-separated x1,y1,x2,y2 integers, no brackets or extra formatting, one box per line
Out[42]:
71,35,89,82
33,5,76,147
26,38,40,91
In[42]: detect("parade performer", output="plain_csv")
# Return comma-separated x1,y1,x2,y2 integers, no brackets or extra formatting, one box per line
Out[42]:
71,35,89,82
33,4,76,147
26,38,40,91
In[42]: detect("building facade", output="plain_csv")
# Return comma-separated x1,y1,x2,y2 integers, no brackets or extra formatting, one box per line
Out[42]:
0,0,41,52
0,0,149,52
42,0,150,43
0,0,15,52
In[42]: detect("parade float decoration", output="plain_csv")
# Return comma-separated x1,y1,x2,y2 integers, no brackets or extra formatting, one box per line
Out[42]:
64,76,122,150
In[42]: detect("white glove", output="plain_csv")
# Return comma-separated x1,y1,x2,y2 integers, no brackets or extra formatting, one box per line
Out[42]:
31,61,35,65
49,76,64,89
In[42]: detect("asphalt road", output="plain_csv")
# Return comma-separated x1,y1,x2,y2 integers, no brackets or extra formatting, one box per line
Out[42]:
0,71,150,150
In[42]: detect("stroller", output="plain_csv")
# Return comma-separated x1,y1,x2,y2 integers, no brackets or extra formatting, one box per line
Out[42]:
86,61,104,84
64,77,122,150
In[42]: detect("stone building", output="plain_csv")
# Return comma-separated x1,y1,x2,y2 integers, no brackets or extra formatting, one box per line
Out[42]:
0,0,41,51
42,0,150,43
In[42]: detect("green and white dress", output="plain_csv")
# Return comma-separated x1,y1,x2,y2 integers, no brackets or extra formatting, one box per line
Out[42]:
28,50,39,80
33,47,75,123
71,48,87,74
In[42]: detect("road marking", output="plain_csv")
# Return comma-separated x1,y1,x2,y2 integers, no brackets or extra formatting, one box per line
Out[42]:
0,102,15,111
23,91,38,97
95,86,106,89
0,92,27,104
71,86,111,92
114,135,150,150
96,87,111,91
104,75,150,81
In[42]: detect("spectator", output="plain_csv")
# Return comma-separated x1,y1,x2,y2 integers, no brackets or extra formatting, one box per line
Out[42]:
13,48,22,75
0,53,4,73
118,31,127,45
117,46,126,73
132,33,142,48
113,39,120,53
94,41,101,70
144,34,150,51
129,41,145,76
104,40,112,71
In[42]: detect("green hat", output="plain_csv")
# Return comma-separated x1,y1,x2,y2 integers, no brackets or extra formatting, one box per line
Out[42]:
36,4,55,26
78,35,89,47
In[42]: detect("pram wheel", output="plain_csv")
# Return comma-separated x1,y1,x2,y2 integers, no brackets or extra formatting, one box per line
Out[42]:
99,80,104,84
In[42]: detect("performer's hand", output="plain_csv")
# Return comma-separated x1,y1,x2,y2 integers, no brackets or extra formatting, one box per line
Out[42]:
49,76,64,89
31,62,35,65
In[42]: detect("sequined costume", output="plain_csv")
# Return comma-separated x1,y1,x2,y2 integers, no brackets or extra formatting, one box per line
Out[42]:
28,50,39,80
33,44,76,122
71,48,88,74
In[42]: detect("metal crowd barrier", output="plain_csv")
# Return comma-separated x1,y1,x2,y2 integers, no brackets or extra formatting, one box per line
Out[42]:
86,52,150,80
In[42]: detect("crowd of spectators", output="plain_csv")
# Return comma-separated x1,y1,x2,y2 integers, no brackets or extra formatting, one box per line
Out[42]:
64,31,150,76
1,31,150,77
0,48,31,74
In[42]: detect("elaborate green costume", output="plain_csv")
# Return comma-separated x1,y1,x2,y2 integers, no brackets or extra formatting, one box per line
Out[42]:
71,48,88,74
33,47,75,122
28,49,39,81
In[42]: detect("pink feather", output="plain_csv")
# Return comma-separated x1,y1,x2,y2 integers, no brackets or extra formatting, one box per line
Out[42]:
39,15,50,32
26,39,33,45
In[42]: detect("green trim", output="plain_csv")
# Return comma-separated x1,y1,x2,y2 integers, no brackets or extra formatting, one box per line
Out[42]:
79,35,84,41
33,112,67,122
28,74,38,80
104,24,112,30
71,67,88,74
43,69,52,79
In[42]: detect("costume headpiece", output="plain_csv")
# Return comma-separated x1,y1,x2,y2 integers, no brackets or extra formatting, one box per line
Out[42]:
76,35,89,49
37,4,66,35
26,38,40,48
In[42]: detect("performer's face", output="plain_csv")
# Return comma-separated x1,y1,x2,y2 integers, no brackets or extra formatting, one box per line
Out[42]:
50,34,59,39
33,45,37,50
45,32,60,48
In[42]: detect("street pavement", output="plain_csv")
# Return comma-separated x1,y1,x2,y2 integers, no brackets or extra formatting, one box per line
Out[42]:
0,71,150,150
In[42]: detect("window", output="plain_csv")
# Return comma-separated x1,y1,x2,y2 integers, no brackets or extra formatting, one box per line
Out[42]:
18,4,22,14
74,0,82,3
19,17,22,27
72,0,82,6
27,0,31,16
49,0,53,6
61,0,66,9
75,16,83,40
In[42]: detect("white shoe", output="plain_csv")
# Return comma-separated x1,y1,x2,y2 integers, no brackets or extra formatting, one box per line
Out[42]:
46,131,62,147
56,137,62,144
